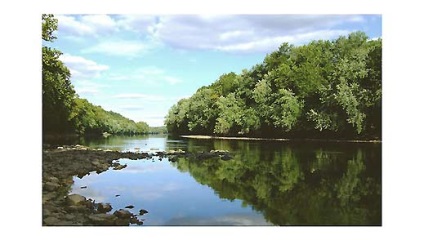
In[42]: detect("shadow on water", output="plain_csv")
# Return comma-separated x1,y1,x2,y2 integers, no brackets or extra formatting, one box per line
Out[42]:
170,139,381,225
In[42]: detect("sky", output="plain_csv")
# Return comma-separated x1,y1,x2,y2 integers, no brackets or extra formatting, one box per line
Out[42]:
47,14,382,126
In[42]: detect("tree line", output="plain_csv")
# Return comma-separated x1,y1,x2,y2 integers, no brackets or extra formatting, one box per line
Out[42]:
165,32,382,139
42,14,150,136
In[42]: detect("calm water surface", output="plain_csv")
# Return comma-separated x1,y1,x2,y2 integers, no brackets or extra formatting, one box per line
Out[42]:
70,135,381,226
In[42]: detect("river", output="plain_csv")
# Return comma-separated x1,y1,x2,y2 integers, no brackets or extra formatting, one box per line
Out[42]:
66,134,381,226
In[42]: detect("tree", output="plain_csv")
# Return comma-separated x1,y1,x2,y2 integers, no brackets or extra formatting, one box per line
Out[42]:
42,14,76,134
165,31,382,140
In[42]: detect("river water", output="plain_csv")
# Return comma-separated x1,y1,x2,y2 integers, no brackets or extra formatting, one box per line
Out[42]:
69,135,381,226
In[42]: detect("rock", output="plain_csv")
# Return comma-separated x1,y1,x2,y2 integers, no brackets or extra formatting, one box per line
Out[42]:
43,208,51,216
88,214,117,225
115,218,131,226
46,176,60,183
130,217,144,225
44,182,61,191
139,209,148,215
97,203,113,213
168,150,176,154
43,216,59,225
42,192,56,204
168,155,179,162
113,164,127,170
113,209,133,219
66,205,89,213
196,152,217,160
125,205,134,209
67,194,86,205
91,160,101,167
210,149,229,154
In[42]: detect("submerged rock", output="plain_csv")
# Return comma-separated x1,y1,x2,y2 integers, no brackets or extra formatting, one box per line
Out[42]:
168,155,179,162
196,152,218,160
139,209,148,215
210,149,229,154
113,164,127,170
97,203,113,213
88,214,117,225
114,209,133,219
67,194,86,205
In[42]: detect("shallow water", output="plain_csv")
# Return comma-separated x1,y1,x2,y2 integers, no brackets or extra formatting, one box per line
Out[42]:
70,135,381,226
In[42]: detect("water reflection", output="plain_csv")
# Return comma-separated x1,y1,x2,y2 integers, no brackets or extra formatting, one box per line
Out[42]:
172,139,381,225
70,135,381,226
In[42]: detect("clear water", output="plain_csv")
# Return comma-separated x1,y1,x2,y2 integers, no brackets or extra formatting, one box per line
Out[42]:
70,135,381,226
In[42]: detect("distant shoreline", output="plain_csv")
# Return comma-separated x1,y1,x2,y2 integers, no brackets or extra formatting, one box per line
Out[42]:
180,135,381,143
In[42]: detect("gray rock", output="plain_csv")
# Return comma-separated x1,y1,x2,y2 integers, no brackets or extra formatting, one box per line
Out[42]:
46,176,60,183
42,192,56,204
91,160,101,166
88,214,117,225
44,182,61,191
42,208,51,216
113,164,127,170
97,203,113,213
210,149,229,154
115,218,131,226
139,209,148,215
66,205,89,213
113,209,132,219
43,216,59,226
67,194,86,205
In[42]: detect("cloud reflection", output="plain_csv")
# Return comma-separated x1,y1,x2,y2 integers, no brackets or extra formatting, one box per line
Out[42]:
71,187,107,203
163,213,271,226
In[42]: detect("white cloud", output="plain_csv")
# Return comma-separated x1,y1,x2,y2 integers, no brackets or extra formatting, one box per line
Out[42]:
57,14,118,37
216,29,349,52
82,40,150,57
115,15,157,34
153,14,366,53
118,105,145,111
59,53,109,79
73,80,107,97
58,14,370,54
106,66,181,85
113,93,166,101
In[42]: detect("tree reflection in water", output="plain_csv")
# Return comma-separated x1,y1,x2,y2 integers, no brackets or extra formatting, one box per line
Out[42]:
171,140,381,225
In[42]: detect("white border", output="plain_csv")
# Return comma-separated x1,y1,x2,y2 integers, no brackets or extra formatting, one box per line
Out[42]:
2,0,423,239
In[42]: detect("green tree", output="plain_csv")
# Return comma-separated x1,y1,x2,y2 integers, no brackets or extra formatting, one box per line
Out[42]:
42,14,76,134
166,31,382,140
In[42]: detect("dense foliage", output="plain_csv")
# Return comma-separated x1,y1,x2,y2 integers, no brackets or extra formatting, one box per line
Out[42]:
166,32,382,139
42,14,149,136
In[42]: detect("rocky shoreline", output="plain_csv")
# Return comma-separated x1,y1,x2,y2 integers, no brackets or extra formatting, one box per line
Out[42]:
42,145,232,226
180,135,382,143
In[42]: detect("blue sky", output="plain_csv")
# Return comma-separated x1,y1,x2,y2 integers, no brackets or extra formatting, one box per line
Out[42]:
48,14,382,126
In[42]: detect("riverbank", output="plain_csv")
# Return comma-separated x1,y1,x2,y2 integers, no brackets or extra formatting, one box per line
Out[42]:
180,135,381,143
42,145,232,226
42,146,149,226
